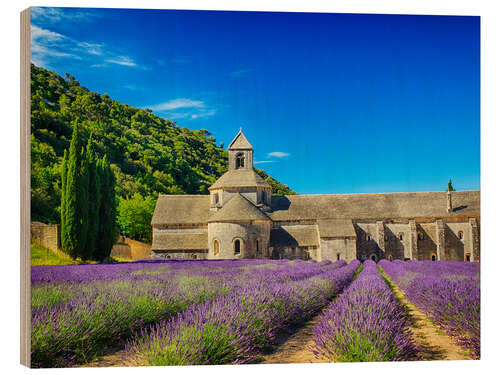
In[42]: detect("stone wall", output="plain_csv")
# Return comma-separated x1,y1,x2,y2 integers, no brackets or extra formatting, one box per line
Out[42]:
31,222,59,251
207,221,271,259
152,250,207,260
416,222,438,260
320,237,356,262
111,236,152,260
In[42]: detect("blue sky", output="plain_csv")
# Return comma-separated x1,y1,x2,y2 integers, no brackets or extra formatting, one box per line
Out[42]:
31,7,480,194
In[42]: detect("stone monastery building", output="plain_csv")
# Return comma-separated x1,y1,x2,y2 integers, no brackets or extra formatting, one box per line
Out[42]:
151,131,480,262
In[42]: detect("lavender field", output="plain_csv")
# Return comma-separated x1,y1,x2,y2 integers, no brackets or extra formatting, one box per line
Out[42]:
31,259,480,367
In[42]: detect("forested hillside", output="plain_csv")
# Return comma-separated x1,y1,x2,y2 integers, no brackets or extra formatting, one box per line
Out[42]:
31,64,295,226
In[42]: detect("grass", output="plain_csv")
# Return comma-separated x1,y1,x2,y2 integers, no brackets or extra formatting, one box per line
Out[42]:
31,241,83,266
30,241,127,266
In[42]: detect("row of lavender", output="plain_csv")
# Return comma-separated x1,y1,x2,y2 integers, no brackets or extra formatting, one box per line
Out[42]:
311,260,419,362
31,259,347,367
379,260,480,359
124,259,361,365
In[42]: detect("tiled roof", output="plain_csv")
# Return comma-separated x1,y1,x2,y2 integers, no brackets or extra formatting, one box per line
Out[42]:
268,190,480,221
270,225,319,247
209,169,271,190
208,193,271,222
317,219,356,238
151,231,208,250
228,130,253,150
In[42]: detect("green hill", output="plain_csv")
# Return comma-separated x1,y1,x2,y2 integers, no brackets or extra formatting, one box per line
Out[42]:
30,64,296,225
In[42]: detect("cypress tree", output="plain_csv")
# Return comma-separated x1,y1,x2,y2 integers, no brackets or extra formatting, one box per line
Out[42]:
447,178,456,192
60,149,68,252
60,122,90,259
61,125,116,261
85,135,101,259
62,122,82,258
78,145,90,259
95,155,117,261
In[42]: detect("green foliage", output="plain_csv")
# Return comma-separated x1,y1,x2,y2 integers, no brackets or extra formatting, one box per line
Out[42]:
61,122,88,258
31,64,295,240
85,135,101,258
447,178,456,192
117,193,157,243
95,156,117,261
61,125,116,261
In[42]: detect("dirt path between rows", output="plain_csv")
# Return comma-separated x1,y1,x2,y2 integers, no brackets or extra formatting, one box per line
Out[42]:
387,279,471,361
77,344,132,368
79,277,471,367
259,313,327,364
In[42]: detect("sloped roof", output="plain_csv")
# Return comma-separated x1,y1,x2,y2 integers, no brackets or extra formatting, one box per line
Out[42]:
270,225,319,247
151,195,210,225
152,232,208,250
209,169,271,190
151,190,480,226
318,219,356,238
228,130,253,150
208,193,270,222
268,190,480,221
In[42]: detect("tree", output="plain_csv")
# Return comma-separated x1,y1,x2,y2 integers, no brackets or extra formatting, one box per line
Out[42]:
61,122,88,258
117,193,157,243
94,155,117,261
447,178,456,192
85,135,101,259
61,127,116,261
60,149,68,251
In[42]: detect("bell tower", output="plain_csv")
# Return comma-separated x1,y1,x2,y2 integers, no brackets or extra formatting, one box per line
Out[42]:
228,129,253,171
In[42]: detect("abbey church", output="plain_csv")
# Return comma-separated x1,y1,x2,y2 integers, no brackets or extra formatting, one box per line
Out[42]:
151,131,480,262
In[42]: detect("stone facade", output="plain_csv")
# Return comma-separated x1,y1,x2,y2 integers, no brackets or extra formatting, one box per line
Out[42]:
151,131,480,262
31,221,60,251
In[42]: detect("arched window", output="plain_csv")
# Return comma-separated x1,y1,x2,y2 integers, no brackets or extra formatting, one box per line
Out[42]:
398,233,404,241
431,254,437,261
366,234,371,241
458,231,464,240
212,193,219,205
214,240,220,255
370,253,378,262
337,253,341,261
261,190,266,204
418,232,424,240
234,239,241,255
465,253,471,261
235,153,245,169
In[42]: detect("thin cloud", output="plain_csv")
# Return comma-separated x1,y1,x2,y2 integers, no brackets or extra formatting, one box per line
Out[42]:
30,24,140,70
268,151,290,158
31,7,101,24
254,160,277,164
150,98,205,111
105,56,137,67
231,68,253,78
148,98,216,120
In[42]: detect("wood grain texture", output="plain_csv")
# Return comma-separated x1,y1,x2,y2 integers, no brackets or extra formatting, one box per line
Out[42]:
20,7,31,368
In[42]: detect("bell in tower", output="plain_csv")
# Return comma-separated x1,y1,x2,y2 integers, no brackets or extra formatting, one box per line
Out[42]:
228,129,253,171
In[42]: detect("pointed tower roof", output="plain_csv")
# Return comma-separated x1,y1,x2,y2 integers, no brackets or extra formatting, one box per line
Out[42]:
208,193,271,222
228,129,253,150
209,169,270,190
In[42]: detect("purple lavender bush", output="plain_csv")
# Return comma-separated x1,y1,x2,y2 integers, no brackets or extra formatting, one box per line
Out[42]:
31,259,343,367
124,260,360,366
311,260,418,362
380,260,480,359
